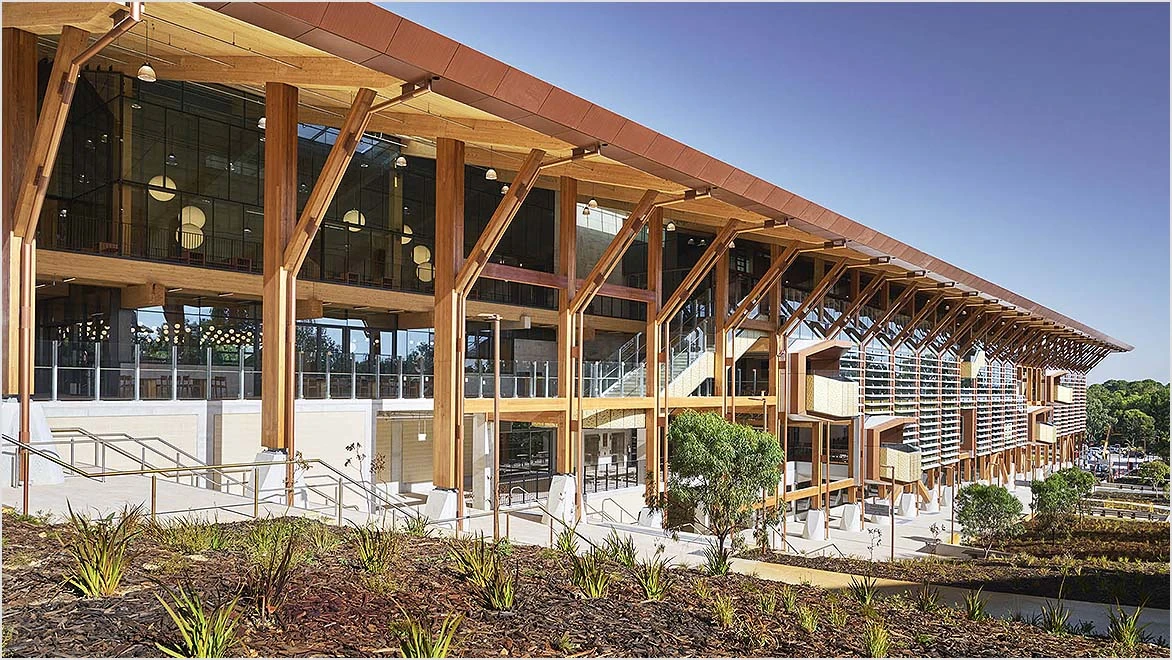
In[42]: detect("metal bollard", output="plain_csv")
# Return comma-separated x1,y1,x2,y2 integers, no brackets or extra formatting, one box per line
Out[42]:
151,475,158,521
336,478,343,525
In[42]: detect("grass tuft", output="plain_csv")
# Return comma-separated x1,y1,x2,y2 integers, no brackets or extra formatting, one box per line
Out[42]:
155,585,239,658
63,504,143,598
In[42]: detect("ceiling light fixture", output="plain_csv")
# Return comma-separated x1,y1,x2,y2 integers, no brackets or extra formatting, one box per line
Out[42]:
666,221,676,231
257,116,266,130
587,199,598,209
485,168,498,181
137,22,156,82
500,184,509,195
394,155,407,168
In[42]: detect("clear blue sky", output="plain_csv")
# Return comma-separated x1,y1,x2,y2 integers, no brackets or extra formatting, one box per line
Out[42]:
387,2,1169,383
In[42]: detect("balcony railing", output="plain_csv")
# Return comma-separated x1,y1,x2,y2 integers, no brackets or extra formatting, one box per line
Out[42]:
1036,422,1057,444
1053,385,1073,404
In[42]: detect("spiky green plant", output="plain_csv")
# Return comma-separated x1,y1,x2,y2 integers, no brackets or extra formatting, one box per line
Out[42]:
553,525,579,556
403,513,430,538
148,516,226,555
352,523,396,573
479,561,516,611
1107,602,1151,652
245,530,298,623
780,584,797,613
155,585,240,658
63,504,143,597
759,591,777,615
914,582,940,613
694,579,711,601
629,547,673,601
828,606,849,627
393,612,462,658
711,592,735,628
797,605,819,633
1035,598,1071,634
303,522,342,556
963,588,987,621
699,540,732,576
862,620,891,657
448,533,498,589
570,549,612,599
848,575,880,606
602,530,638,567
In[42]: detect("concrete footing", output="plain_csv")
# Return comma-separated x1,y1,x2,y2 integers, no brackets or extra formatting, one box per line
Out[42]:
637,507,662,528
543,473,577,526
839,503,864,531
897,492,918,518
803,509,827,541
921,486,940,513
424,488,458,528
253,450,307,507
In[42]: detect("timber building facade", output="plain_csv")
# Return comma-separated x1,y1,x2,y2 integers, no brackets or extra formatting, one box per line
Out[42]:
1,2,1128,524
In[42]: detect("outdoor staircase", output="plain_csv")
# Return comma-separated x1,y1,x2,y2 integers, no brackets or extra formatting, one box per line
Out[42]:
581,321,766,430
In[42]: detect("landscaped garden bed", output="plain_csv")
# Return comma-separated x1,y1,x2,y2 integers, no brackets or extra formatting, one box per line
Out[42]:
2,509,1166,658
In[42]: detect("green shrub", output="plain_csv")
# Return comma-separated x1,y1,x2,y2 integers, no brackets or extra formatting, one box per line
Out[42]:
149,516,226,555
828,606,848,627
758,591,777,615
480,562,516,611
629,547,673,601
403,513,430,538
1035,598,1070,634
779,584,797,613
448,533,498,589
393,612,462,658
848,575,880,606
155,585,239,658
1031,475,1078,539
797,605,819,633
1107,602,1151,652
570,550,612,599
914,582,940,612
862,620,891,657
553,525,579,557
602,530,638,567
700,540,732,576
352,523,397,573
245,530,299,623
954,483,1023,556
63,504,143,598
963,588,987,621
711,593,735,628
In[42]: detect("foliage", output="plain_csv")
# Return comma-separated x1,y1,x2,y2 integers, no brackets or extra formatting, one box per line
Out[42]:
796,605,819,633
710,593,735,628
149,516,228,555
827,606,848,627
480,560,516,611
963,588,987,620
570,549,612,599
402,513,430,537
954,483,1023,556
862,620,891,658
700,540,733,576
602,530,638,567
63,504,143,598
847,575,880,606
1088,380,1170,459
1136,460,1169,492
1034,598,1071,634
155,585,240,658
779,584,797,613
244,530,299,624
758,591,777,615
393,612,462,659
553,525,580,557
1030,474,1079,538
914,583,940,612
1107,602,1151,652
550,632,578,655
352,523,397,573
629,546,673,601
658,411,783,564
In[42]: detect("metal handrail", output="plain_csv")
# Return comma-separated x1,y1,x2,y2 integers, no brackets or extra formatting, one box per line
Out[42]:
2,434,419,524
597,496,638,524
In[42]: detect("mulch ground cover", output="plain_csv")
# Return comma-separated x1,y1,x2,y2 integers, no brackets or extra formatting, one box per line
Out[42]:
744,550,1169,609
2,511,1167,658
992,517,1169,562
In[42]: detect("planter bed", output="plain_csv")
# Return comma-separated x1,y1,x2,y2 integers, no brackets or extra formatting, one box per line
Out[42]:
2,512,1166,657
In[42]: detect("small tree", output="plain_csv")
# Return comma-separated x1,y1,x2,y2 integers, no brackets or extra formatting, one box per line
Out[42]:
1030,474,1078,538
1054,467,1096,519
658,410,783,568
1136,459,1170,492
954,483,1023,557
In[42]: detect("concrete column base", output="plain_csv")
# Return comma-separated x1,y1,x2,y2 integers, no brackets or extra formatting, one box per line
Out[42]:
921,486,940,513
253,450,307,508
803,509,827,541
0,399,65,485
839,503,864,531
424,488,458,529
940,485,954,507
1033,468,1045,481
897,492,918,518
543,473,577,526
637,507,662,528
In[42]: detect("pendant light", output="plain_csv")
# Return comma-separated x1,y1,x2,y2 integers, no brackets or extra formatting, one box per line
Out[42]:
257,116,266,130
666,221,676,232
137,21,156,83
587,199,599,209
485,168,498,181
394,155,408,168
